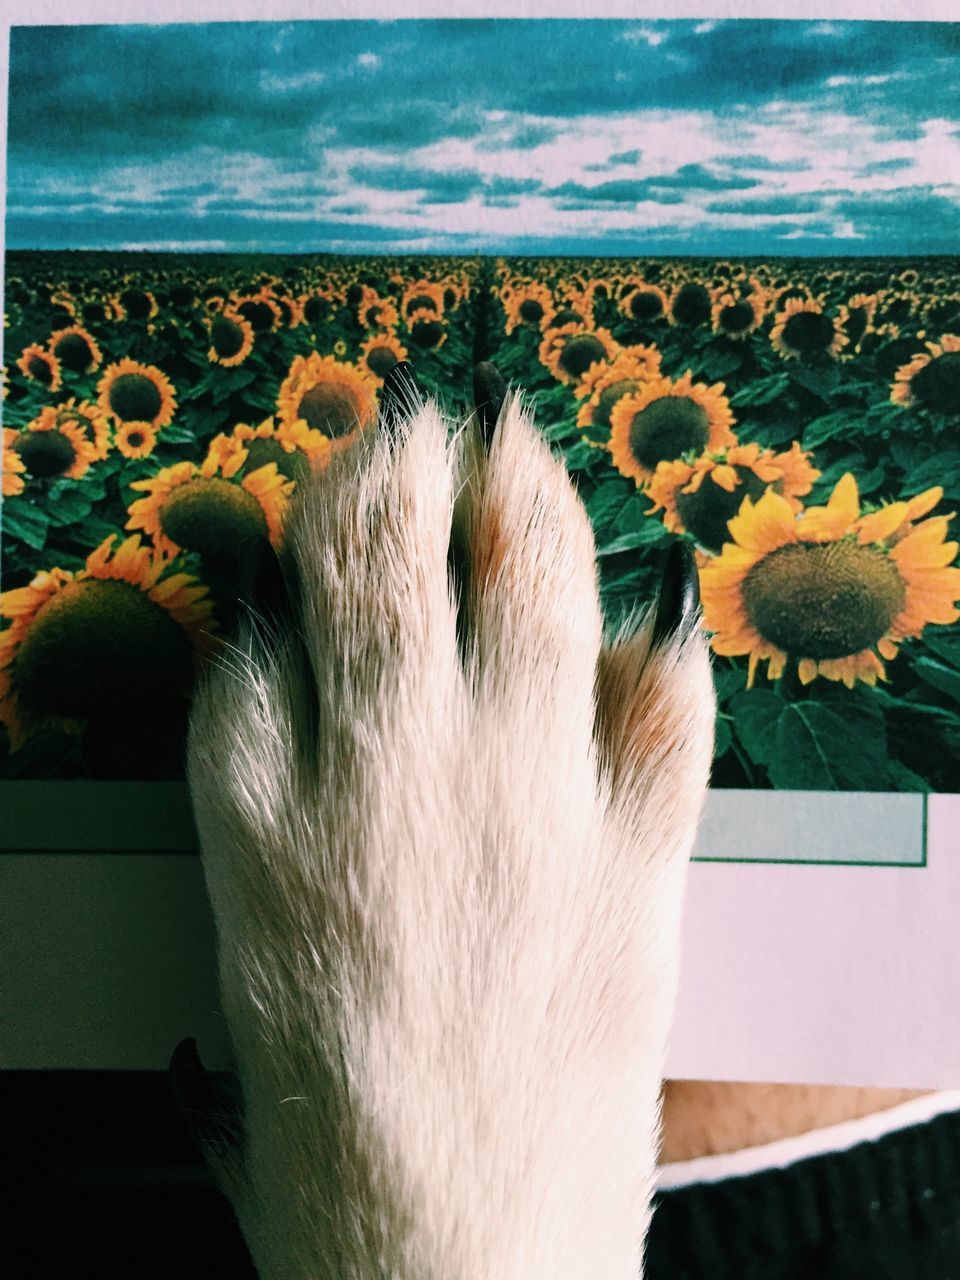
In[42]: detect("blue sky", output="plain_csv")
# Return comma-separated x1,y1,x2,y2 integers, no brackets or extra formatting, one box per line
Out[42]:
6,19,960,255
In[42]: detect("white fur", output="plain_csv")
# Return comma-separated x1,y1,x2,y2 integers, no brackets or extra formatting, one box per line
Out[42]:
186,389,716,1280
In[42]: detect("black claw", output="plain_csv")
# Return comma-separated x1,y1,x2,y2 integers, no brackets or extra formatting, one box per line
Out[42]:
651,540,700,646
379,360,421,435
473,361,507,448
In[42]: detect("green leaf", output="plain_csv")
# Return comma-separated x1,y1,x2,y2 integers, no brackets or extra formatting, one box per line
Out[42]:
886,760,932,794
563,440,604,472
789,364,839,401
730,689,782,766
767,700,889,791
901,452,960,500
158,420,200,445
595,523,671,556
46,486,95,527
1,498,50,551
714,715,733,758
801,410,853,450
585,481,631,526
909,656,960,705
921,630,960,669
698,345,743,380
729,372,790,408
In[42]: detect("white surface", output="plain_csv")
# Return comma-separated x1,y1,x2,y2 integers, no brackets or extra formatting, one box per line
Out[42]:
1,798,957,1080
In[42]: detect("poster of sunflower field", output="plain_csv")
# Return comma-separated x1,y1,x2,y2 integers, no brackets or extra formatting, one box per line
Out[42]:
2,19,959,790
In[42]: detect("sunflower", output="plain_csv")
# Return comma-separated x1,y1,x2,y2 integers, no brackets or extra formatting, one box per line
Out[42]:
405,307,448,350
574,345,663,434
300,291,333,326
276,353,377,451
0,534,214,749
212,417,331,483
115,422,159,460
618,282,672,325
503,282,556,335
359,331,409,384
33,400,110,461
97,359,177,430
49,325,102,374
836,293,879,355
207,310,255,367
127,453,294,560
700,473,960,688
670,282,713,328
12,411,99,481
890,334,960,415
333,339,348,356
3,428,26,497
402,279,445,319
711,290,765,340
539,323,618,386
608,372,737,486
646,441,820,553
17,344,62,391
117,287,159,321
232,290,283,334
770,298,846,362
356,285,399,330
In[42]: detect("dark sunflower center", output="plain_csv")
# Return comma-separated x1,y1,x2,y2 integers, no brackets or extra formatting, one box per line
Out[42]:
211,315,246,359
304,295,330,324
628,396,710,472
13,579,193,720
874,337,920,379
674,467,770,553
126,431,146,450
245,437,311,482
82,302,107,325
444,287,457,309
593,378,640,429
27,354,54,385
742,539,906,660
298,382,362,437
409,319,444,349
54,332,94,372
108,372,163,424
237,300,276,332
672,284,712,327
844,306,868,346
559,333,605,379
719,302,755,333
629,290,663,321
346,283,364,306
908,351,960,415
519,298,544,323
406,294,437,315
121,289,152,320
160,478,268,561
781,310,836,354
552,308,582,327
14,429,76,478
884,296,913,324
366,344,400,379
363,305,382,327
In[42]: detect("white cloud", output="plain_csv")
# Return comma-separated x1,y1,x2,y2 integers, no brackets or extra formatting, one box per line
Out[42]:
357,52,382,70
693,21,717,35
622,26,668,48
260,69,326,93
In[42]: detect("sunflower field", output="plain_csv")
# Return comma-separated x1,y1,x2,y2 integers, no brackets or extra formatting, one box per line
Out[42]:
2,250,960,787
